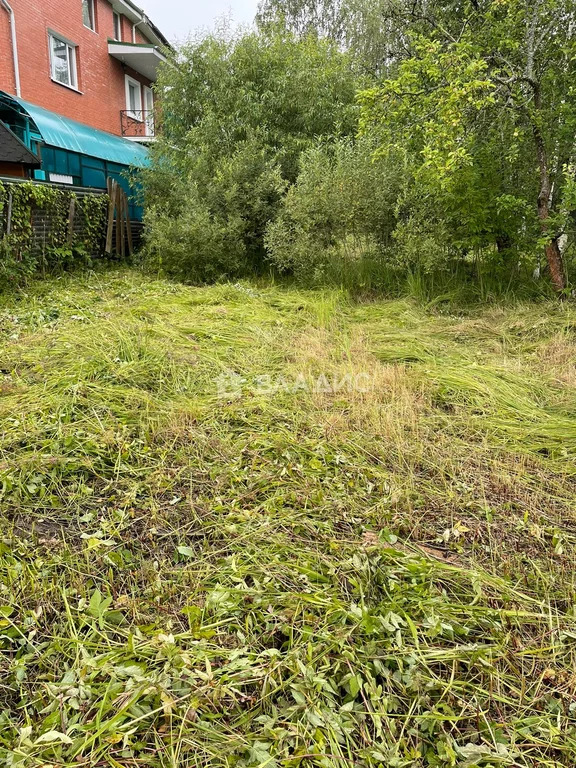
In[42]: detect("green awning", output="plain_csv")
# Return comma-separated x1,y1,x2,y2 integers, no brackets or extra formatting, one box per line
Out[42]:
6,95,149,168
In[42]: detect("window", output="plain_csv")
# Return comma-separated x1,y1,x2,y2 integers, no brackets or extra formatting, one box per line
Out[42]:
49,173,74,185
82,0,95,31
113,12,121,41
125,75,142,118
50,35,78,89
143,85,154,136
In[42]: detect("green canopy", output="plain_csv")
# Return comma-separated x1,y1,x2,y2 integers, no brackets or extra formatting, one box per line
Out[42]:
8,96,149,168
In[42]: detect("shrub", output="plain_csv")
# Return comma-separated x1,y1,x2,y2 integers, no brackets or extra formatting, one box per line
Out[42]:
142,28,360,282
142,141,286,281
265,137,399,283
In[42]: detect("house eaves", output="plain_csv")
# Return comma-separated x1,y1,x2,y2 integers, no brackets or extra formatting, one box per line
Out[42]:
108,0,171,49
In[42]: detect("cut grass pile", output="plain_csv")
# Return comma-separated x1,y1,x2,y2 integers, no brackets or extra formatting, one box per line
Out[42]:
1,269,576,767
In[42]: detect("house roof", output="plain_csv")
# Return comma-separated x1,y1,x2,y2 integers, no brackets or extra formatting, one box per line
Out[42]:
0,120,40,166
108,0,171,48
4,95,150,168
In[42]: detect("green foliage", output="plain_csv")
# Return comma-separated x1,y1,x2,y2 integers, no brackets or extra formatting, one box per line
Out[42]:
358,0,576,290
0,182,108,290
265,137,399,283
256,0,403,74
144,0,576,293
142,29,360,280
144,139,286,281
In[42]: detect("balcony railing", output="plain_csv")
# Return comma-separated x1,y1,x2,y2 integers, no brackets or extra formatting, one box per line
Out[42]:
120,110,156,140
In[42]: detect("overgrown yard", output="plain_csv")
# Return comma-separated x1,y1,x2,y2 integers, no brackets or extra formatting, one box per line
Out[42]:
2,270,576,767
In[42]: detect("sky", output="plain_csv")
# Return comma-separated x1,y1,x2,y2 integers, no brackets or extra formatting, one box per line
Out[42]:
139,0,260,42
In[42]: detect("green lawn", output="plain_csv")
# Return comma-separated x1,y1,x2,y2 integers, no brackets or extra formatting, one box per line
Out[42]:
2,270,576,767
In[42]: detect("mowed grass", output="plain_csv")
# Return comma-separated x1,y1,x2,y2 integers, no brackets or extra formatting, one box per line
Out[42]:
1,269,576,767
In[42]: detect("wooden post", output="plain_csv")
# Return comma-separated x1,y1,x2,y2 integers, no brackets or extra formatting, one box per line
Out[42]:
6,190,13,235
105,178,116,255
126,197,133,257
119,189,126,259
67,196,76,245
114,182,121,257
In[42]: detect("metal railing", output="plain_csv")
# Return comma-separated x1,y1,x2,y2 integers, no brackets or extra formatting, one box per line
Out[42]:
120,110,156,139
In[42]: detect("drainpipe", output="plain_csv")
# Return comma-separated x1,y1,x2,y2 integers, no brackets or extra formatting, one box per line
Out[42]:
1,0,21,97
133,18,145,43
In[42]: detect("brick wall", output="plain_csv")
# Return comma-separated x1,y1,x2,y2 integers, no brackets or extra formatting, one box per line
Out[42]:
0,10,15,94
0,0,156,136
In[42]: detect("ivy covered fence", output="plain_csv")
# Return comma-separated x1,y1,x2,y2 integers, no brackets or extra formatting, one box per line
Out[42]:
0,180,109,290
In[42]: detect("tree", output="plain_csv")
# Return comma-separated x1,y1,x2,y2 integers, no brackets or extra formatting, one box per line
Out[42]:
143,29,360,280
265,136,400,282
256,0,403,74
257,0,348,39
359,0,576,292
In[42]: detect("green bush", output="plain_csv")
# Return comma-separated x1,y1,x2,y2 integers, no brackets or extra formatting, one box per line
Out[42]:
142,140,286,281
142,29,360,282
265,137,399,283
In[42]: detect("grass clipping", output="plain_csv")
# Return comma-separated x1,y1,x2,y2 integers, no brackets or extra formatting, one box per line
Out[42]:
1,271,576,767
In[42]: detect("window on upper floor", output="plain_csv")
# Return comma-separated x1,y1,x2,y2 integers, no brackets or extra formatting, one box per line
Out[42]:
125,75,142,118
82,0,95,31
49,34,78,90
113,12,122,41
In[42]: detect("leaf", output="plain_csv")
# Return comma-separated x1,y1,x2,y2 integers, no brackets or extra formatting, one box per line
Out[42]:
177,545,195,558
347,673,363,697
457,742,503,766
291,687,307,705
35,730,73,745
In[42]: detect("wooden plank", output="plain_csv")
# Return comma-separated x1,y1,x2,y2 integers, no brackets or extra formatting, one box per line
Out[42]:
114,183,120,257
67,196,76,245
105,179,116,254
126,195,133,257
114,183,122,256
118,187,126,259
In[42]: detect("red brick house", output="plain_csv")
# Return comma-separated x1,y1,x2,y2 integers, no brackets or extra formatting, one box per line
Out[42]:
0,0,169,139
0,0,169,212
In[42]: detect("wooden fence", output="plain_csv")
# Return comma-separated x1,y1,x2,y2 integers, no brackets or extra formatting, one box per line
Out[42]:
0,176,143,259
105,178,134,258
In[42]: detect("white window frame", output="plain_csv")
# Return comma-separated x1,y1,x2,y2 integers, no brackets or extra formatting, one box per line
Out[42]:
113,12,122,41
125,75,142,119
82,0,95,31
49,33,78,90
143,85,154,136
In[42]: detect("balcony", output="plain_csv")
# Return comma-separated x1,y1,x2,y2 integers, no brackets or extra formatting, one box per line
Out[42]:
121,110,156,142
108,42,167,81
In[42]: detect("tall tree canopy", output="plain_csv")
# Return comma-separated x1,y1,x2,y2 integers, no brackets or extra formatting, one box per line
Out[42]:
256,0,402,73
359,0,576,291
